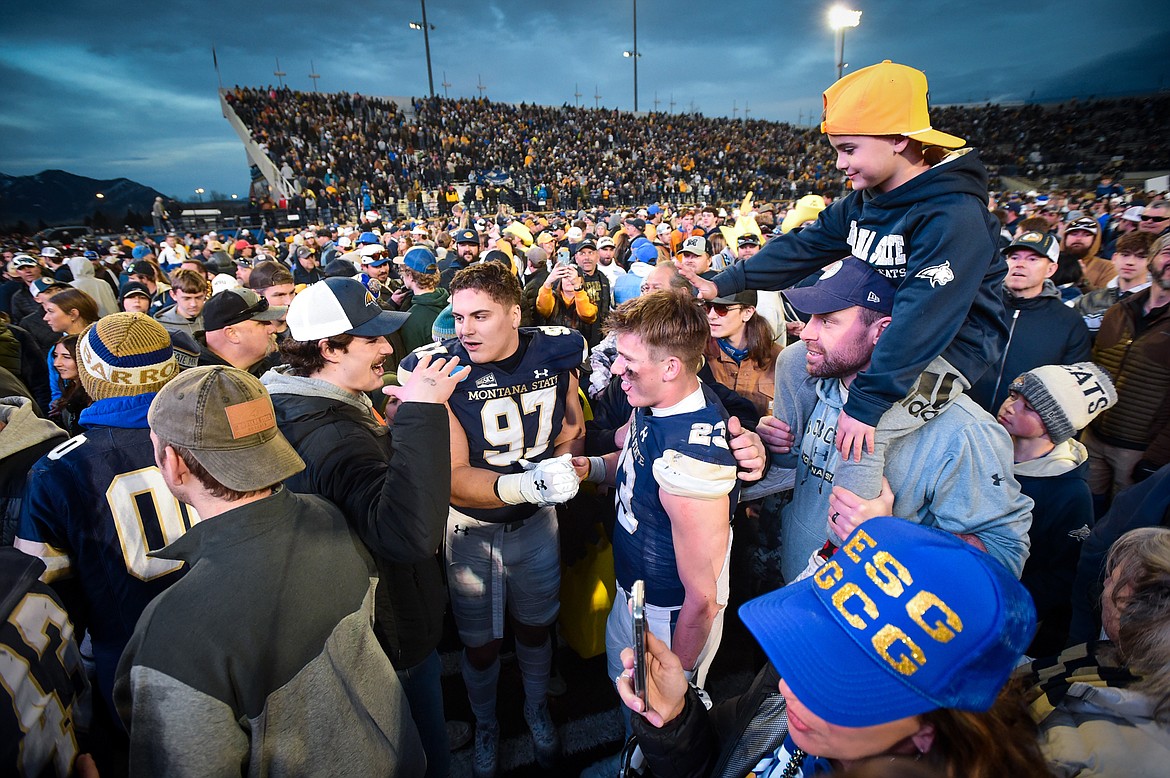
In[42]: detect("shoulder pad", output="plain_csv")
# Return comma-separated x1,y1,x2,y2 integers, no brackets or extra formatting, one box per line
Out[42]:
523,327,587,368
653,448,737,500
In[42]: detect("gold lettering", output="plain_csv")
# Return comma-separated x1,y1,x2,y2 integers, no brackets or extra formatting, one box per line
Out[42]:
872,625,926,676
865,551,913,598
831,583,878,630
87,360,109,380
110,370,132,384
139,368,159,383
841,528,876,563
814,560,843,590
161,362,178,378
906,591,963,643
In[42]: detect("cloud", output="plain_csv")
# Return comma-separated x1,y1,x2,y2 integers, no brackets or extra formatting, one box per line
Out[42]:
1,0,1166,198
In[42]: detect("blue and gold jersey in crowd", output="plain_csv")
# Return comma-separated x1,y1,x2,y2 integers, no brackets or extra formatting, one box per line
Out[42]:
613,383,739,608
0,547,89,778
14,426,201,711
400,326,586,524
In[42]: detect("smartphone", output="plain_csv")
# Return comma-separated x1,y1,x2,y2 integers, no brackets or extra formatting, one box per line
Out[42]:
556,247,571,266
631,579,648,709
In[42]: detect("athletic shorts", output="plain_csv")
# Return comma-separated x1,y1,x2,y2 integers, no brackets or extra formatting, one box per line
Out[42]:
446,506,560,647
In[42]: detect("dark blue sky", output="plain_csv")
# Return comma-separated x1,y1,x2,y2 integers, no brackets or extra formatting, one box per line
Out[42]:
1,0,1166,199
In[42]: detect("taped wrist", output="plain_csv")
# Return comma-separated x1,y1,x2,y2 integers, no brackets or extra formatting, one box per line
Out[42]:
495,472,529,505
586,456,608,484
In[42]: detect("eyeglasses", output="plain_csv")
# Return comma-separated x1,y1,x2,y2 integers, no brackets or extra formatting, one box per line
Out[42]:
1140,214,1169,223
703,302,743,316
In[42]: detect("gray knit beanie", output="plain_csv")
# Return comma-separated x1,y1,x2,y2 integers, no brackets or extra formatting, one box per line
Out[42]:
1009,362,1117,443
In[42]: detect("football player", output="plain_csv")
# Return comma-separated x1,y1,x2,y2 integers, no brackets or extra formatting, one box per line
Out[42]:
574,292,738,691
399,262,586,777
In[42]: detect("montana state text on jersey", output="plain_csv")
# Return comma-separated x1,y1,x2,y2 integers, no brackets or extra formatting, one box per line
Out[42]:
399,326,587,524
613,383,740,608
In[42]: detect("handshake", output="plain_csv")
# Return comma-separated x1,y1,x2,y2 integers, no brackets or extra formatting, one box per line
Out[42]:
495,454,582,507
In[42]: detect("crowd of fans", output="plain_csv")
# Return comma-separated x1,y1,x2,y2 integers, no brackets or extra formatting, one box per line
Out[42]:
225,86,1170,220
3,66,1170,778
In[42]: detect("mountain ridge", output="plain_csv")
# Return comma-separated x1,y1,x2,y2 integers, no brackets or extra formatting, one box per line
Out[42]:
0,169,165,229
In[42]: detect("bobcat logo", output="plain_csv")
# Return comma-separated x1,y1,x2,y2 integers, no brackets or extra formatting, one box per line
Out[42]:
916,260,954,287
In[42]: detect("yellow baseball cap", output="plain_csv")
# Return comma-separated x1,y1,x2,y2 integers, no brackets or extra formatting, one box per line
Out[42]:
821,60,965,149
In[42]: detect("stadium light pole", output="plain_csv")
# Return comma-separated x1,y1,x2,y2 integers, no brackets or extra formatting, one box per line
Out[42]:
828,5,862,81
622,0,641,111
408,0,436,98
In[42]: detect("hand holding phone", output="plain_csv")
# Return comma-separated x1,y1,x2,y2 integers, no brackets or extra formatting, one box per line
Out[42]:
631,579,648,710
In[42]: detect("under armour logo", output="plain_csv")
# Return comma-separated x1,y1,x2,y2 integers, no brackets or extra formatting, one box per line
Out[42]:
534,369,549,378
867,291,880,303
453,525,470,535
535,479,547,491
991,473,1004,486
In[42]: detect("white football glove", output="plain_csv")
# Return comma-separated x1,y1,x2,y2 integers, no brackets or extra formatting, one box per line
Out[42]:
495,453,581,506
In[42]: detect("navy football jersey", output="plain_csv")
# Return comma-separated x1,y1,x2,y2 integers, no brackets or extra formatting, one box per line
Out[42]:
14,426,201,713
0,548,89,778
400,326,586,523
613,383,739,608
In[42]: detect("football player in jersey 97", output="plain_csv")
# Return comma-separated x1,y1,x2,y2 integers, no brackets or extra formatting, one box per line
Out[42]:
574,291,740,699
399,261,586,777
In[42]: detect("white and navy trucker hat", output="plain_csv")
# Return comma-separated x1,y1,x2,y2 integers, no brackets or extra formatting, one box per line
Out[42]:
286,277,409,341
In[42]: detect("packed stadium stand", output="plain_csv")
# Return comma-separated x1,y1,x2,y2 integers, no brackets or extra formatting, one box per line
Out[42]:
222,86,1170,216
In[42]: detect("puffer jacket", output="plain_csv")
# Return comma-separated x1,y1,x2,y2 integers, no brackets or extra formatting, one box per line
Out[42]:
1091,288,1170,464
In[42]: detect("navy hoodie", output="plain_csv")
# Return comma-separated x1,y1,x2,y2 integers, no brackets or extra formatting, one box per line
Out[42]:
713,149,1007,426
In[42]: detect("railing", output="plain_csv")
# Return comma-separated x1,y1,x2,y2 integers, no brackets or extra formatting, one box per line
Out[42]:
219,89,290,201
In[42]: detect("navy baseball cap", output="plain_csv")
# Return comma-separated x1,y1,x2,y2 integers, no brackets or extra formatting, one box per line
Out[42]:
740,518,1036,727
30,278,69,296
395,246,438,274
286,277,408,340
454,228,480,245
783,258,896,315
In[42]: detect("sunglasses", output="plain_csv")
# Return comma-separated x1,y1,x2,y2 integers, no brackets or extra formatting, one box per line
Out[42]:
1140,214,1169,223
703,302,743,316
225,296,270,327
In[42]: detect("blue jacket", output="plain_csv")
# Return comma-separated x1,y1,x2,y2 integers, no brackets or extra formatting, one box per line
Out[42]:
712,149,1007,426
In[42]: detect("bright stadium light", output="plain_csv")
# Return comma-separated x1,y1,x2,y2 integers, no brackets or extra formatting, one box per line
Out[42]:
95,193,105,199
408,1,436,97
623,0,641,111
828,5,862,81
